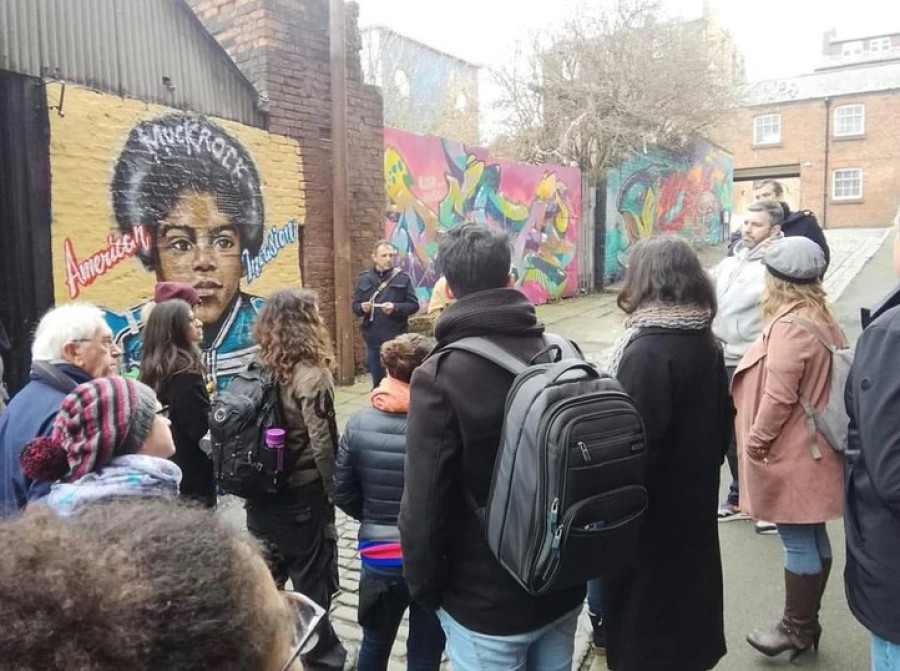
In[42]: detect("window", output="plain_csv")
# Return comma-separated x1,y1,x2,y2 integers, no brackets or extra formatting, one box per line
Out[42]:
834,104,865,136
869,37,891,52
842,40,863,56
833,169,863,200
753,114,781,145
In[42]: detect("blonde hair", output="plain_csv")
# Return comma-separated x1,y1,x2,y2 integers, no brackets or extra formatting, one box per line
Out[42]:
761,274,834,324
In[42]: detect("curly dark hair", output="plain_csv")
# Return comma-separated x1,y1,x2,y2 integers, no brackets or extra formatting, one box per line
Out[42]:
380,333,435,383
254,289,334,385
0,500,286,670
617,236,717,316
112,114,265,270
138,299,204,393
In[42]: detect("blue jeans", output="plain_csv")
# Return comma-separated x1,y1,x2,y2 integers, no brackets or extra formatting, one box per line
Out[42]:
357,564,444,671
366,343,385,388
436,606,580,671
872,633,900,671
586,579,603,616
776,523,832,574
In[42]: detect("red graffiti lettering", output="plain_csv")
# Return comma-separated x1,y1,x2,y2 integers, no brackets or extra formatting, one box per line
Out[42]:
64,225,152,299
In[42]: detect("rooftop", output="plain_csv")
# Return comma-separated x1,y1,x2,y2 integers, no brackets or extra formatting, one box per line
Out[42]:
743,60,900,106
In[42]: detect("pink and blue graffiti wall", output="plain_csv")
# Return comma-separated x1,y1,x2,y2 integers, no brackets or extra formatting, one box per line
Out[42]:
384,128,581,306
604,141,733,283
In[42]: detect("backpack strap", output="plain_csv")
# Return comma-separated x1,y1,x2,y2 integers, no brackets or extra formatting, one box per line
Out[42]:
775,315,845,461
442,337,530,375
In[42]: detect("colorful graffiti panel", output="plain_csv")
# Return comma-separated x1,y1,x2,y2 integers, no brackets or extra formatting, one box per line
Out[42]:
383,127,581,306
47,83,304,389
604,141,733,283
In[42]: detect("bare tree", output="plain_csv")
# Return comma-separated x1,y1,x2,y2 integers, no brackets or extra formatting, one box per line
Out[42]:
490,0,742,175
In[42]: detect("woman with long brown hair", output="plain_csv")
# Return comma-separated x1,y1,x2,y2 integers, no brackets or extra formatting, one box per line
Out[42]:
733,236,844,661
138,299,213,507
245,288,347,671
603,236,728,671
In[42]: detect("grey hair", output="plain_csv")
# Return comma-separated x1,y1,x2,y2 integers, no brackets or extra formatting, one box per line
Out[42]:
747,200,784,228
31,303,107,361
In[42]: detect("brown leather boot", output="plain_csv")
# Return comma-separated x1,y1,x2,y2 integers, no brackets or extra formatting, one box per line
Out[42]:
813,557,833,649
747,570,822,660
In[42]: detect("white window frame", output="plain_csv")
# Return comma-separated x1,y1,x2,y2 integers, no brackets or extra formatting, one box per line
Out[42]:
834,104,865,137
832,168,863,200
842,40,864,56
753,114,781,146
869,37,891,52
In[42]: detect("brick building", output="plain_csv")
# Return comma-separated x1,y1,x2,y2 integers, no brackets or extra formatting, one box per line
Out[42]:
0,0,384,392
709,48,900,229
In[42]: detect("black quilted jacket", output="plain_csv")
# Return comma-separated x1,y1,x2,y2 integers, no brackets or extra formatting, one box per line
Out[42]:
332,407,406,541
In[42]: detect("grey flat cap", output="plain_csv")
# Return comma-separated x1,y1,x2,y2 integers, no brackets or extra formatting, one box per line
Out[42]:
764,237,826,284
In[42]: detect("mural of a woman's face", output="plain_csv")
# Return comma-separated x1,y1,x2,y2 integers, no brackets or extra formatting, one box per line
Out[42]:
156,190,243,325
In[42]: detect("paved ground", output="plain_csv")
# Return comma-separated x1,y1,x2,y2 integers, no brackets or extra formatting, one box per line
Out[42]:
221,227,894,670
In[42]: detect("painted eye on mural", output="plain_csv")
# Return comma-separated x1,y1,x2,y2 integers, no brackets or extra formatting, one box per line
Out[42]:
167,237,194,253
213,235,237,250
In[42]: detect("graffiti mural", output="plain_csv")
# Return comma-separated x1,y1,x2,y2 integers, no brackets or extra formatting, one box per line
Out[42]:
384,128,580,305
604,141,733,283
48,84,304,389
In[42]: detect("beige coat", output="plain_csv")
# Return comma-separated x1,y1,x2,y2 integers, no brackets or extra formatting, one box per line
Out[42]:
732,304,844,523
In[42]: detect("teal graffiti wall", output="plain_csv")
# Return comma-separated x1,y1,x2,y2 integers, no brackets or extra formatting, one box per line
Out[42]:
604,141,733,283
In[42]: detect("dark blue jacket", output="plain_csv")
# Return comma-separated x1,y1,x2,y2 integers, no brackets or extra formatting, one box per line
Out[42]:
0,363,92,517
333,407,406,541
844,305,900,643
351,267,419,346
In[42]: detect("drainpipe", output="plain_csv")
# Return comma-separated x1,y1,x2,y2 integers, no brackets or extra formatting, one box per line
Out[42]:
822,97,832,228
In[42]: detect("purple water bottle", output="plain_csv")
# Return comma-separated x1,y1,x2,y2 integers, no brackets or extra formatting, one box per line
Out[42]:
265,428,286,472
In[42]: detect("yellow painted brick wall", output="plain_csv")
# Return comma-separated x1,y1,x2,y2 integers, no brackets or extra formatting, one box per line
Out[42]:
46,83,306,387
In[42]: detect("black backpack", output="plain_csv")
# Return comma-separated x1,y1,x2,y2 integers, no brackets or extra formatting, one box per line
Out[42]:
208,360,289,498
444,335,648,595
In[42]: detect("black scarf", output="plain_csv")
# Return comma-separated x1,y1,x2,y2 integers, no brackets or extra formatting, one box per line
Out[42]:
434,288,544,344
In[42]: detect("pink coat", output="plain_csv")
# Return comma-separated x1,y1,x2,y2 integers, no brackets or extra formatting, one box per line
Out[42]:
732,304,844,523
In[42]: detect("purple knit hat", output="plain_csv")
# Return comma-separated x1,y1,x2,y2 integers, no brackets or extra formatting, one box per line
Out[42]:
20,377,159,483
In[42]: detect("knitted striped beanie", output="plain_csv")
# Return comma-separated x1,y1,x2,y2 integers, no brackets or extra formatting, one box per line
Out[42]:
20,377,159,483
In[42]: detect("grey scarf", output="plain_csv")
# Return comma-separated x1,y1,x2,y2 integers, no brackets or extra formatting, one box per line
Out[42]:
606,303,712,377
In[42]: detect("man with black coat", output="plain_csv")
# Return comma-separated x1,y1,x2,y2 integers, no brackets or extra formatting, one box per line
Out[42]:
352,240,420,387
753,180,831,271
399,223,584,669
844,209,900,662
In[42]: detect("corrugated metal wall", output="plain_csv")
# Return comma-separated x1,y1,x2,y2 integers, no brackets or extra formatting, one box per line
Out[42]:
0,72,54,394
0,0,264,127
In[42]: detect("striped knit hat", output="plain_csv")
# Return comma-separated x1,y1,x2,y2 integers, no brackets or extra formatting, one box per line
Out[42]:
20,377,159,483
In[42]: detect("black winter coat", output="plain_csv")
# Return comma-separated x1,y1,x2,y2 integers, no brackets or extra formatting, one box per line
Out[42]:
844,305,900,644
351,267,420,346
605,327,729,671
781,203,831,271
159,371,214,507
399,288,585,636
333,407,406,541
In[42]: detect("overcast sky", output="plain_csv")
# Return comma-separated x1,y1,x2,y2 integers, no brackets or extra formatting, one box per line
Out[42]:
356,0,900,82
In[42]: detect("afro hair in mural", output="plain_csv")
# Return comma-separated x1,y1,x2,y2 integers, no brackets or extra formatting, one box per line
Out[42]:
112,114,265,270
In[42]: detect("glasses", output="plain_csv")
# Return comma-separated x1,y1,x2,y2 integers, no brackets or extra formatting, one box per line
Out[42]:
279,591,326,671
72,336,121,353
156,405,170,419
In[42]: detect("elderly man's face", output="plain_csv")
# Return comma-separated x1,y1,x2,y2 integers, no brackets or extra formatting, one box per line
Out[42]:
67,323,120,378
156,191,243,326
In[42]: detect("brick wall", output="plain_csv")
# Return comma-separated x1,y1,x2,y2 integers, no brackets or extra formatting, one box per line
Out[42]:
190,0,384,371
709,90,900,228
